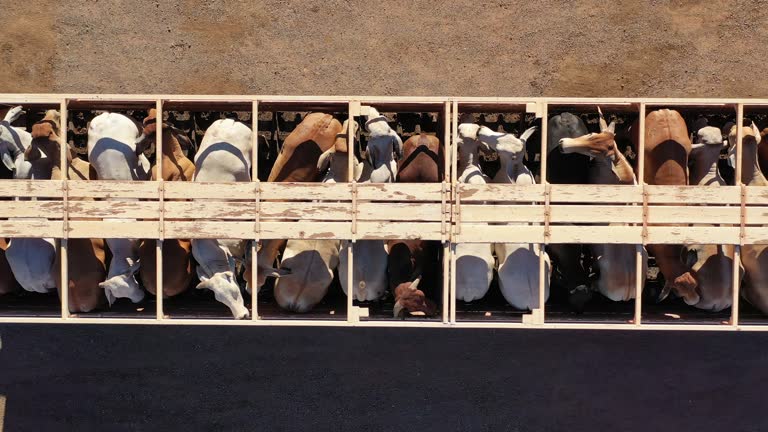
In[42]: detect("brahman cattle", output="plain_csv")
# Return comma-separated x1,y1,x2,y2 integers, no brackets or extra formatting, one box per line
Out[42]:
272,119,354,312
363,107,402,183
557,108,647,303
387,131,444,316
730,123,768,314
87,111,152,306
478,125,551,309
454,123,494,302
325,119,389,304
5,110,62,294
0,106,32,178
191,118,254,319
11,110,109,312
248,113,341,292
138,109,195,299
546,112,596,309
643,109,699,305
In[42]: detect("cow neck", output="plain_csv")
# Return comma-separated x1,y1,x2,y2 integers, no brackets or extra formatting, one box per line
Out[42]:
591,152,636,185
457,143,480,174
689,146,724,186
742,142,768,186
331,151,350,182
163,134,187,162
498,156,525,183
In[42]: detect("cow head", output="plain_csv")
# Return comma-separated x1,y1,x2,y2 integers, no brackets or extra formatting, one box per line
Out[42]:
25,110,61,163
478,125,537,163
99,260,145,306
559,107,618,160
392,277,437,318
0,106,26,172
197,271,250,320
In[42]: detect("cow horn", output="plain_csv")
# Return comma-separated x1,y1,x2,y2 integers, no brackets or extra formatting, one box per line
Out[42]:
520,126,538,144
752,122,761,141
393,300,405,318
262,266,291,278
409,276,422,291
597,106,609,132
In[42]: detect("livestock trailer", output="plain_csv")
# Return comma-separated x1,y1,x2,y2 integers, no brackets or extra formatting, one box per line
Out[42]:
1,94,766,331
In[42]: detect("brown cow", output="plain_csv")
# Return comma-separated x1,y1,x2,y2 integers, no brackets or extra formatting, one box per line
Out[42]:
138,109,195,299
643,109,698,305
388,133,443,317
756,127,768,175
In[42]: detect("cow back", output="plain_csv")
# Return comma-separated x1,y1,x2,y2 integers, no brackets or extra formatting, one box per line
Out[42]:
268,113,342,182
397,134,443,183
644,109,691,186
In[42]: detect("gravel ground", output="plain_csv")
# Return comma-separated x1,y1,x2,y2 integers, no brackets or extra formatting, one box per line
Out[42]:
3,0,767,97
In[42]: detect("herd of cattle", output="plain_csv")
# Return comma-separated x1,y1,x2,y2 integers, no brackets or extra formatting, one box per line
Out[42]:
0,104,767,320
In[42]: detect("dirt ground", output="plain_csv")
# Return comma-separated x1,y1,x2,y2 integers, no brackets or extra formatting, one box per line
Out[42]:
1,0,766,97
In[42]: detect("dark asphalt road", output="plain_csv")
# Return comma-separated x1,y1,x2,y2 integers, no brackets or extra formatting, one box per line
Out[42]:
0,325,766,432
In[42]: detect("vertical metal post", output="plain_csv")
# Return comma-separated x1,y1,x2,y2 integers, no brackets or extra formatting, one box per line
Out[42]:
155,99,164,321
635,102,646,326
347,101,356,322
442,101,450,323
59,99,69,319
732,103,745,327
251,100,260,320
537,101,548,324
450,100,459,324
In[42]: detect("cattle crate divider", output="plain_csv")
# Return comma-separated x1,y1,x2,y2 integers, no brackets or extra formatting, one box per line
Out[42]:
1,94,767,330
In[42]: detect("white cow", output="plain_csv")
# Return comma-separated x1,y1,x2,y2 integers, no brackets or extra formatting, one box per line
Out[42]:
364,107,401,183
5,109,61,294
87,112,152,305
454,122,494,302
0,106,33,178
320,119,388,302
478,125,550,310
191,118,254,319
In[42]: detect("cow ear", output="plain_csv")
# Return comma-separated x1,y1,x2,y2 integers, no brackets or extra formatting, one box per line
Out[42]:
607,121,616,135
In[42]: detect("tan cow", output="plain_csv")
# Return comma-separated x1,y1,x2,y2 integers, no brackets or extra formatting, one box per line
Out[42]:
247,113,342,291
643,109,699,305
730,123,768,313
138,109,195,299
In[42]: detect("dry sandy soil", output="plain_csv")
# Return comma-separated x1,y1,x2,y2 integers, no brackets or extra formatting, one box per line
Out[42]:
1,0,766,97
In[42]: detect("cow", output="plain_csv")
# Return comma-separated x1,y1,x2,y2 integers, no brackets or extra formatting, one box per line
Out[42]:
13,111,108,312
477,125,550,309
454,123,494,302
388,132,444,316
643,109,699,305
247,113,341,292
729,123,768,314
546,112,597,309
0,106,32,179
191,118,255,319
271,120,357,313
363,107,401,183
319,119,389,304
556,108,647,303
138,109,195,300
5,110,62,294
87,111,154,306
757,127,768,175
